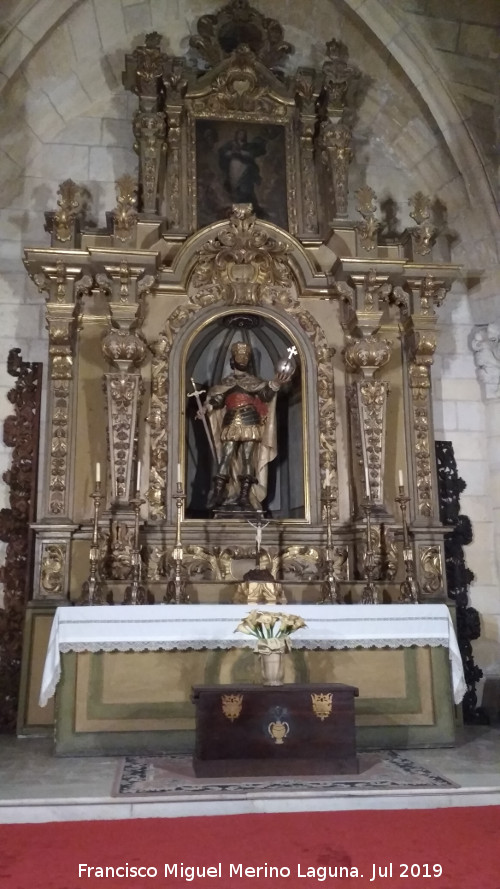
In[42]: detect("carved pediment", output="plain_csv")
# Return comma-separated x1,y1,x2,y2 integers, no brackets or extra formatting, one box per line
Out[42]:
189,0,293,72
187,45,294,118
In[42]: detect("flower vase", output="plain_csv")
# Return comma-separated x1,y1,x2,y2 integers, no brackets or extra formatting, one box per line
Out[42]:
256,640,287,686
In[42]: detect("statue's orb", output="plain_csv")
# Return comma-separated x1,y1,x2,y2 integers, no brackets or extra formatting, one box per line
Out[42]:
276,357,296,376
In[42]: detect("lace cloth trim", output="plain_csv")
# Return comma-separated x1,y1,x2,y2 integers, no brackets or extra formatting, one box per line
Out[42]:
59,638,449,652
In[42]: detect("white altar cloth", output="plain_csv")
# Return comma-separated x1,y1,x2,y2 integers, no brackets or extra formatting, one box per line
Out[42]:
39,603,466,707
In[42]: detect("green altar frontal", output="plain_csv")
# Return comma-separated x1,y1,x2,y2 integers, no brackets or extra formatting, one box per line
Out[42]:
53,645,456,756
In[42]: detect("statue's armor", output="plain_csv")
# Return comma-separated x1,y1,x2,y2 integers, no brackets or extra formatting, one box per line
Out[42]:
210,383,275,443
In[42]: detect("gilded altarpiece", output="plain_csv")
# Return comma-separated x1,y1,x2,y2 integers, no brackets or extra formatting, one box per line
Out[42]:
17,1,461,749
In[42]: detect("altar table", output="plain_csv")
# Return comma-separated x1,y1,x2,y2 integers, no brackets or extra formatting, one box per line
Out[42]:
40,602,466,707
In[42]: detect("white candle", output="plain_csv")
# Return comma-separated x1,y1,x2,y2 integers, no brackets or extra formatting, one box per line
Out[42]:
364,465,371,498
136,460,141,492
95,462,100,484
398,469,404,488
177,462,182,484
325,468,331,488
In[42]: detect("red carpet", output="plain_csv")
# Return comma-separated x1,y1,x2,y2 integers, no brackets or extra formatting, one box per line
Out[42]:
0,807,498,888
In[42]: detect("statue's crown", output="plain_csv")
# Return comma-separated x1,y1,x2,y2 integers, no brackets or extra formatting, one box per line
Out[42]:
231,342,251,360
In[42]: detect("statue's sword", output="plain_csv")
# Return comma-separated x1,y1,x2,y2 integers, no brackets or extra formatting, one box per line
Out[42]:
188,378,218,462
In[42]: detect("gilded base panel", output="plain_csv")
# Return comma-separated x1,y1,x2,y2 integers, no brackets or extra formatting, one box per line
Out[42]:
55,647,456,755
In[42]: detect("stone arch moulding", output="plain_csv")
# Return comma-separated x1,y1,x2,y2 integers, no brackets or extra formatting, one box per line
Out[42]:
147,209,338,525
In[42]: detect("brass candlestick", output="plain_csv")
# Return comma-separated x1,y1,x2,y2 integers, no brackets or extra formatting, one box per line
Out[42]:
165,480,189,604
80,481,104,605
361,496,378,604
396,485,420,603
123,494,148,605
319,485,339,603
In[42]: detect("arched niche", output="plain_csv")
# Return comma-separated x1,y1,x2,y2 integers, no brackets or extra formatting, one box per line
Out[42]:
185,312,303,519
166,303,325,525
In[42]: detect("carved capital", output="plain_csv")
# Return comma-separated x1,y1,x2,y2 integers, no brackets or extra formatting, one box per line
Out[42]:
405,276,449,317
102,328,147,371
320,38,360,113
344,334,392,378
123,31,167,101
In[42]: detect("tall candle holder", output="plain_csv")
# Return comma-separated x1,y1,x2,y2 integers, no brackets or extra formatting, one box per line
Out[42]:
395,485,420,603
164,480,189,604
123,495,148,605
80,480,105,605
319,485,339,603
361,496,378,604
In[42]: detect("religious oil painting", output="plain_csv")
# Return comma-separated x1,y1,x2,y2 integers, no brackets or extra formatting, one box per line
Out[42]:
196,119,288,230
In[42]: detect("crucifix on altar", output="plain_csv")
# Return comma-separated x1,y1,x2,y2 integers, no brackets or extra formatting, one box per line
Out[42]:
246,517,270,568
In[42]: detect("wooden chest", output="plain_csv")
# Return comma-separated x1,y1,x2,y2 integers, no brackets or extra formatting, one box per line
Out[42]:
192,682,359,777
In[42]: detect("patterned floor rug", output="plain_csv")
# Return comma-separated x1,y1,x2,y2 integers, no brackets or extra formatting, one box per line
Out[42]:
114,750,458,797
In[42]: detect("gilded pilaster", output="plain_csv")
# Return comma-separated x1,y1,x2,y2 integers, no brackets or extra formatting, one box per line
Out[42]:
318,39,359,220
399,275,448,522
28,255,91,518
124,32,168,217
163,60,188,231
397,275,451,600
98,259,157,508
295,68,320,236
340,270,392,510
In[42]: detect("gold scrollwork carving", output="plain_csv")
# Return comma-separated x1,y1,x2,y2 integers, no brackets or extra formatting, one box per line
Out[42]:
106,374,144,503
419,545,443,597
191,204,292,306
49,380,70,515
413,405,432,517
40,544,66,598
